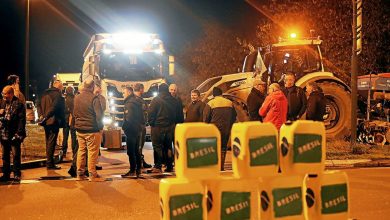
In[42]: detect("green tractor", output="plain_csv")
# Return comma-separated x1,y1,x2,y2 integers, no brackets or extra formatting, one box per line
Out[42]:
197,36,351,139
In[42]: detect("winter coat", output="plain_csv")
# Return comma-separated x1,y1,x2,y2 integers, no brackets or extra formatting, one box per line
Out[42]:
203,96,237,137
39,88,65,128
185,100,206,122
247,88,266,121
259,91,288,130
0,96,26,142
122,95,144,134
148,92,182,127
73,90,104,133
64,94,75,127
282,86,307,121
306,91,327,121
174,96,185,123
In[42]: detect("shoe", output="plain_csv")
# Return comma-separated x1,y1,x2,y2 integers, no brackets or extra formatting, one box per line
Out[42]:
136,169,141,178
76,175,88,181
95,165,103,170
142,160,152,169
121,170,136,178
147,167,162,174
13,175,21,182
84,170,90,177
89,174,105,182
68,167,77,178
47,165,61,170
0,175,10,182
164,167,174,173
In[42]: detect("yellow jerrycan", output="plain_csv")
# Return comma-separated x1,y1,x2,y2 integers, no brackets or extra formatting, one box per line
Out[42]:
261,175,308,220
305,171,349,220
231,122,279,178
159,178,207,220
279,120,326,175
174,123,221,180
205,177,259,220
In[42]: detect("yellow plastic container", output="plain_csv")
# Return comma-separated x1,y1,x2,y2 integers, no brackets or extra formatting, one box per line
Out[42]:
305,171,349,220
231,122,279,178
205,177,259,220
174,123,221,180
261,175,308,220
159,178,207,220
279,121,326,175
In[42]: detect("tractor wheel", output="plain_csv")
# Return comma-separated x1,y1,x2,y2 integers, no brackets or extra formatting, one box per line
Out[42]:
318,82,351,139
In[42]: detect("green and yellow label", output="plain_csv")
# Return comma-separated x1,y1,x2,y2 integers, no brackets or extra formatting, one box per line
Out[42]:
272,187,302,218
221,191,251,220
169,193,203,220
293,134,322,163
249,136,278,166
321,183,348,214
187,138,218,168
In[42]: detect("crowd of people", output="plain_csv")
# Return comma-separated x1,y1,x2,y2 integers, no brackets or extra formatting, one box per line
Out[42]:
0,72,327,182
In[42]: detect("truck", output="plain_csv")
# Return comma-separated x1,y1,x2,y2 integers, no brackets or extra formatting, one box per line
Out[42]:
196,34,351,139
54,72,81,92
81,33,175,131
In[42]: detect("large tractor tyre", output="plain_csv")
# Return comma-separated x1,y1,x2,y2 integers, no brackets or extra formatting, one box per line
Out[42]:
318,82,351,139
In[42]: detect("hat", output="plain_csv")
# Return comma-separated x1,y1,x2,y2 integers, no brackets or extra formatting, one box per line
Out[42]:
158,83,169,93
253,79,266,86
212,87,223,96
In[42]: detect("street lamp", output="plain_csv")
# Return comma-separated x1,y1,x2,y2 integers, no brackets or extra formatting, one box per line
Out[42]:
25,0,30,100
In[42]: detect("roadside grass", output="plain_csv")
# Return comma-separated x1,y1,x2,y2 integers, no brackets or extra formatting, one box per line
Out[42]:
327,139,390,160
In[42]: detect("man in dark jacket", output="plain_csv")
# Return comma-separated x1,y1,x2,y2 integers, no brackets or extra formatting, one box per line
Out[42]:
282,73,307,121
203,87,237,171
74,79,104,181
148,83,181,173
0,86,26,182
247,79,266,121
306,82,327,121
60,86,76,161
169,84,184,123
121,86,143,178
39,80,65,170
185,89,206,122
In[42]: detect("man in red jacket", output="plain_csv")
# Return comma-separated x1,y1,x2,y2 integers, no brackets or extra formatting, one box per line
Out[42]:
259,83,288,131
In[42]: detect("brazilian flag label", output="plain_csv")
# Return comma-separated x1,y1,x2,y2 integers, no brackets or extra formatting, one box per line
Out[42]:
169,193,203,220
249,136,278,166
321,183,348,214
187,138,218,168
221,191,251,220
272,187,303,218
293,134,322,163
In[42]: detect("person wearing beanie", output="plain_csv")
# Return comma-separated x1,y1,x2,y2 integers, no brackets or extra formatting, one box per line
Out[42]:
203,86,237,171
147,83,182,173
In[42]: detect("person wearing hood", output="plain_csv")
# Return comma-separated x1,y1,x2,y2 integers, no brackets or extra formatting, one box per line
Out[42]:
259,83,288,131
306,82,326,121
148,83,182,173
247,79,266,121
121,86,143,178
203,87,237,171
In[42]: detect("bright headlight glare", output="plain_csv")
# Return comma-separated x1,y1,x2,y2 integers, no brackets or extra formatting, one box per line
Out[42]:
108,92,113,97
103,49,112,54
111,106,116,111
103,117,112,124
110,99,114,104
153,92,158,97
114,122,119,127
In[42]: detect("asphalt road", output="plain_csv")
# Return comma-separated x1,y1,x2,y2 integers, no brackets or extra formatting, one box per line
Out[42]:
0,142,389,220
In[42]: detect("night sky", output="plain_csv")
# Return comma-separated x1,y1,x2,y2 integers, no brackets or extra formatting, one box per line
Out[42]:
0,0,260,100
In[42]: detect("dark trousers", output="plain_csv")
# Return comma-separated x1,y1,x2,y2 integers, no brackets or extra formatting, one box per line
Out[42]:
220,132,230,171
139,125,146,159
151,125,174,169
1,140,21,177
44,125,59,167
125,131,142,172
62,125,76,154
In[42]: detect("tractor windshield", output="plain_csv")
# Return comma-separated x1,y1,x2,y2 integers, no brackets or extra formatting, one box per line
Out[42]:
271,45,322,81
99,52,163,81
